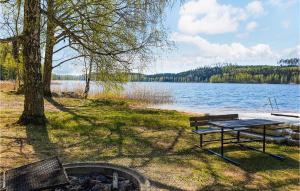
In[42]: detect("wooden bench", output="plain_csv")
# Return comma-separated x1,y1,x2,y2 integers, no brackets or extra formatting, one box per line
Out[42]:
189,114,248,147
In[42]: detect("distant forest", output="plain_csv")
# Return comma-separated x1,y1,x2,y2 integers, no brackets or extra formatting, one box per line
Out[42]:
130,64,300,84
46,59,300,84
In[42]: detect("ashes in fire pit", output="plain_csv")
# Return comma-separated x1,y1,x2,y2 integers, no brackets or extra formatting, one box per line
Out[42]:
62,163,150,191
55,172,137,191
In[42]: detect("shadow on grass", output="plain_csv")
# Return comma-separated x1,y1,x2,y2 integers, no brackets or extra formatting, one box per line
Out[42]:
45,97,191,189
88,99,128,107
191,146,300,190
45,97,72,112
149,179,186,191
199,177,300,191
25,124,60,159
0,123,60,169
204,144,299,172
44,96,300,190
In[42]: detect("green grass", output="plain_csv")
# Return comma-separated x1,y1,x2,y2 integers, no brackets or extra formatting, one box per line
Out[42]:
0,91,299,190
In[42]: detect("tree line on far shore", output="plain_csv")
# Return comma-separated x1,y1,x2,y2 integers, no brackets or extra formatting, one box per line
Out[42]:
2,53,299,84
38,62,300,84
129,63,300,84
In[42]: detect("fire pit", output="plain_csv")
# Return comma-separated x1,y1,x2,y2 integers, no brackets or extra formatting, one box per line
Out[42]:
61,162,150,191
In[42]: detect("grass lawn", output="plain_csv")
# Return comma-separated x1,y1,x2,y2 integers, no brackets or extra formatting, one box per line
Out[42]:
0,91,299,190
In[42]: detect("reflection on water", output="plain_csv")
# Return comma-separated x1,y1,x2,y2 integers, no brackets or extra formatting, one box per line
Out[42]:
52,81,300,113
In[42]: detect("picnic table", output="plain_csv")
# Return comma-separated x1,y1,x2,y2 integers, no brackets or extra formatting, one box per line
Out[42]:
207,119,284,165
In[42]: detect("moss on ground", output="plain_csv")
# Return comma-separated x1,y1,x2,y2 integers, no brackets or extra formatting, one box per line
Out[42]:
0,92,299,190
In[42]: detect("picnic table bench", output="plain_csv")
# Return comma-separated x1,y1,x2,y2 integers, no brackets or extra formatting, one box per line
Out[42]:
190,114,248,147
190,114,284,165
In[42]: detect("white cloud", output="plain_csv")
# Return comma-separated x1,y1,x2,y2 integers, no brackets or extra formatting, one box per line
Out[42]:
148,55,208,74
178,0,247,35
148,43,300,74
282,45,300,58
171,32,277,62
178,0,265,35
246,21,258,31
246,1,264,15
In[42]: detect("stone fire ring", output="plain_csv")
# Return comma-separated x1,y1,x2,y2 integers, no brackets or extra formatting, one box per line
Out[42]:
63,162,151,191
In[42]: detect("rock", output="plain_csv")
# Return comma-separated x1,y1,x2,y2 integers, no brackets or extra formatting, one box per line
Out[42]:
91,184,102,191
69,176,80,185
78,176,89,184
54,188,65,191
89,172,98,179
69,185,82,191
118,180,132,191
96,174,108,182
91,183,111,191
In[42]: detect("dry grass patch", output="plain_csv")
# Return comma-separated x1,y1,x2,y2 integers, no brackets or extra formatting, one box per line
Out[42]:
0,81,16,91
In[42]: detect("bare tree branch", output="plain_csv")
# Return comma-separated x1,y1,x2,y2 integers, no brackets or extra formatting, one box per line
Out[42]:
0,35,23,42
52,54,85,69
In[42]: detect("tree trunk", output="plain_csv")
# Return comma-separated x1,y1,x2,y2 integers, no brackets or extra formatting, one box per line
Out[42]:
43,0,55,97
43,65,53,97
12,40,22,91
84,59,92,99
18,0,46,125
13,1,22,91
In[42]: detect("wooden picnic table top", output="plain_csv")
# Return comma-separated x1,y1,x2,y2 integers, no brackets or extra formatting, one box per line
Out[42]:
209,119,284,129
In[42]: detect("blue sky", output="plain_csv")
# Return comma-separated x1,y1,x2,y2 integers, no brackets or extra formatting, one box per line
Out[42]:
53,0,299,75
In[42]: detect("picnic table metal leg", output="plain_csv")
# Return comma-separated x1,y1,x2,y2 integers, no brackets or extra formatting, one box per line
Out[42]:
239,125,284,160
195,128,240,165
239,144,284,160
200,134,203,148
263,125,266,152
204,148,240,165
221,127,224,156
202,129,240,166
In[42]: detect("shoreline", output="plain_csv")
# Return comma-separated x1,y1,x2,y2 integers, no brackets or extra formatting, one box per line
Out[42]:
51,80,300,85
149,105,300,125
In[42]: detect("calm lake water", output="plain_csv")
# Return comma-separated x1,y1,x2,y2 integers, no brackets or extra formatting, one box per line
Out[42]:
52,81,300,113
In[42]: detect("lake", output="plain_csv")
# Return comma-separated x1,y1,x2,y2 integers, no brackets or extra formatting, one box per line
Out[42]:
52,81,300,114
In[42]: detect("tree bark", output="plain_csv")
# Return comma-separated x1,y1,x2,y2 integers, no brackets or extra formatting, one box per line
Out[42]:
84,59,92,99
18,0,46,125
43,0,55,97
14,0,22,90
12,40,22,90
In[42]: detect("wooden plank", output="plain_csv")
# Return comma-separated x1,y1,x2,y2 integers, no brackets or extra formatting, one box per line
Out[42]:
192,127,248,134
210,119,283,128
190,121,209,127
190,114,239,127
189,114,238,121
189,116,209,121
271,112,300,118
208,114,239,120
193,128,221,135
